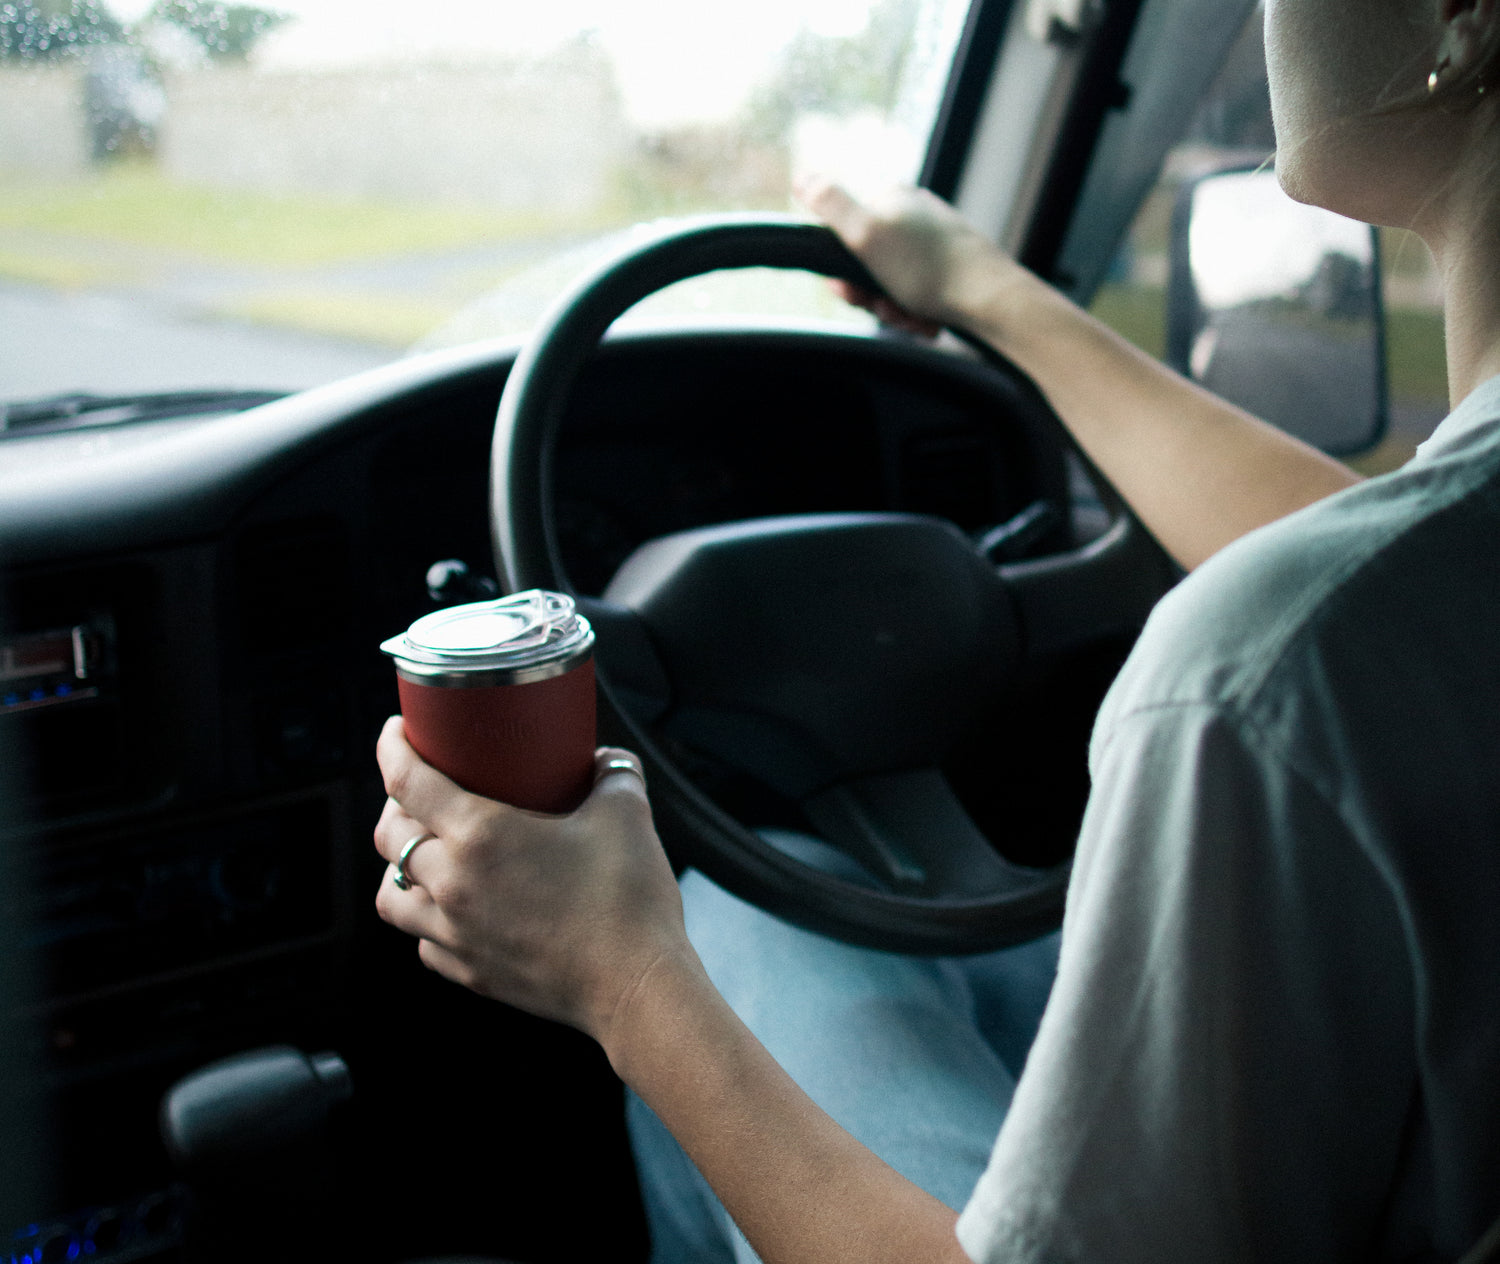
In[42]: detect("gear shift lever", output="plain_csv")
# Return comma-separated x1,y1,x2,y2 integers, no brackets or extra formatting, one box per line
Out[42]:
160,1045,353,1263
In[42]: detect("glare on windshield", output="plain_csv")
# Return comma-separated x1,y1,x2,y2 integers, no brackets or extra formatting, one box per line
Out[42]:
0,0,970,399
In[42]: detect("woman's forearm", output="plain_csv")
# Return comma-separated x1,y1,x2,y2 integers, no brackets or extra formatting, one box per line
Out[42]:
799,181,1362,570
952,258,1362,570
604,950,971,1264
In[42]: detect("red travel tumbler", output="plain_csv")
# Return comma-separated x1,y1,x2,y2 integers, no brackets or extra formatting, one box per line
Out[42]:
381,590,596,814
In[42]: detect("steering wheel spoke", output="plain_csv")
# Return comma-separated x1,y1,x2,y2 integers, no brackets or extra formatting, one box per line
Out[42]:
1001,511,1179,661
803,769,1057,903
573,595,672,724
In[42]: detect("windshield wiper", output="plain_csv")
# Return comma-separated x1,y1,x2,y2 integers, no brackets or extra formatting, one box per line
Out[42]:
1,390,287,435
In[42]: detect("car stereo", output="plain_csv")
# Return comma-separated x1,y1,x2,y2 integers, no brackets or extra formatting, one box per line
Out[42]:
0,617,109,715
0,563,169,820
0,605,127,816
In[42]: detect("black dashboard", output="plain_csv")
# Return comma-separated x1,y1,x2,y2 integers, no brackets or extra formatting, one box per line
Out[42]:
0,324,1109,1261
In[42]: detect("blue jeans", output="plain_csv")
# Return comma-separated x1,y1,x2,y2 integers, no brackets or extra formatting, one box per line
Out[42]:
626,837,1061,1264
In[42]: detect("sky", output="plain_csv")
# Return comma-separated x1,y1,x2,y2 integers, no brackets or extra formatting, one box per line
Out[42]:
1191,171,1372,308
112,0,884,127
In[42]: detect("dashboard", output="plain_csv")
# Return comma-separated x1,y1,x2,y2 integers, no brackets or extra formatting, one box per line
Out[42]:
0,324,1111,1260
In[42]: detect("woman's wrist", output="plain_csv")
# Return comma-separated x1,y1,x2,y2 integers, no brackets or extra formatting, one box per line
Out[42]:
596,939,717,1085
939,249,1070,355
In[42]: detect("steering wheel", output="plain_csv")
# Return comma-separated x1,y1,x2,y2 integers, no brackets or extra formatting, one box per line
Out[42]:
490,215,1176,954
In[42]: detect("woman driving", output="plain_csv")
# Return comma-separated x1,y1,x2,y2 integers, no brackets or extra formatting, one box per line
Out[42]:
371,1,1500,1259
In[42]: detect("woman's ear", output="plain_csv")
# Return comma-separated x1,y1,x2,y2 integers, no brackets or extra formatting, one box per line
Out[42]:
1429,0,1500,94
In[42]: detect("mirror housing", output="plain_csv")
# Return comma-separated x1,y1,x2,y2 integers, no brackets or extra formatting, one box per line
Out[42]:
1167,167,1388,457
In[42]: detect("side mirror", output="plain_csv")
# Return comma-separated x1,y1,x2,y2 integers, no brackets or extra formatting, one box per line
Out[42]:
1167,167,1388,457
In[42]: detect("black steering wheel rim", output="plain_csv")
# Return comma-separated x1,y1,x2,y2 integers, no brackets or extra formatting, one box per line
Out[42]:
491,214,1087,955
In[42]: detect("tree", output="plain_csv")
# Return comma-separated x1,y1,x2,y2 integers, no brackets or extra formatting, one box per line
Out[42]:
745,0,922,144
148,0,288,61
1,0,123,61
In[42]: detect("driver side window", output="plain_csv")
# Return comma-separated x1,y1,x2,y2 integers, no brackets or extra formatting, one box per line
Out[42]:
1088,4,1447,474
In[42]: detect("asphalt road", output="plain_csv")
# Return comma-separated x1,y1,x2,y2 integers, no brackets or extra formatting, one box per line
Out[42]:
1201,308,1383,454
0,281,392,403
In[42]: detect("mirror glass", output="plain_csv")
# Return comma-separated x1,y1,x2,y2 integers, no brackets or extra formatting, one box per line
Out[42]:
1169,168,1387,456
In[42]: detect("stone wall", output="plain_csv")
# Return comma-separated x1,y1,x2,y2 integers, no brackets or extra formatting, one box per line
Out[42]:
157,51,629,213
0,64,89,176
0,47,631,214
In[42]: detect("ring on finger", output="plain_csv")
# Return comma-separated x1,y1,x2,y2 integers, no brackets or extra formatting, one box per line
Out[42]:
597,757,646,789
393,831,436,891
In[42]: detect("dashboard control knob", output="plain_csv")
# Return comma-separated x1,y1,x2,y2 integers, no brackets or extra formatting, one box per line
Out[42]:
425,558,499,606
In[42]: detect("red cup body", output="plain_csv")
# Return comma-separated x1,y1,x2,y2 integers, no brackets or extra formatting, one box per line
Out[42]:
397,657,596,814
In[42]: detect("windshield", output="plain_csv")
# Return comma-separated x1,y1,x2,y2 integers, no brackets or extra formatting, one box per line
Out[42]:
0,0,971,402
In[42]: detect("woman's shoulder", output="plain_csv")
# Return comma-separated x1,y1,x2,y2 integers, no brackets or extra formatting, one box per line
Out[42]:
1096,443,1500,764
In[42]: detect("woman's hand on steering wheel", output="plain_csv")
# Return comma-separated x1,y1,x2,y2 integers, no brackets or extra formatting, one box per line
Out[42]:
794,176,1041,341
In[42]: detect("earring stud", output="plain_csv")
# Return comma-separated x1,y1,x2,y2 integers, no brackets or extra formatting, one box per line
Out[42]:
1429,54,1451,94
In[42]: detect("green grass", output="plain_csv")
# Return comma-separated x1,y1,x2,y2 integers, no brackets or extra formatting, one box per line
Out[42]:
218,291,458,347
1089,282,1166,360
0,248,131,290
0,162,592,267
1384,305,1447,404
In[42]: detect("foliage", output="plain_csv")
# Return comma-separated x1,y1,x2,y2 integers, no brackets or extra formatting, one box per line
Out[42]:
0,0,122,60
0,0,287,62
745,0,922,143
148,0,288,61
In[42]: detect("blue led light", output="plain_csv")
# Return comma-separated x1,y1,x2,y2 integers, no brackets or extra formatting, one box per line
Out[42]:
66,1242,80,1261
27,689,45,703
55,684,72,698
2,694,17,707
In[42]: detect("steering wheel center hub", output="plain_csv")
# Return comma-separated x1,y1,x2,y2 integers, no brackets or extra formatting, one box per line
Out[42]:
604,512,1020,798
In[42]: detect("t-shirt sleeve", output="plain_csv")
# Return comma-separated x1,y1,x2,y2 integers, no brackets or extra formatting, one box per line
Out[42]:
956,703,1413,1264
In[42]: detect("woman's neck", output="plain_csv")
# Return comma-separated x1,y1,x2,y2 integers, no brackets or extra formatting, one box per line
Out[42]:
1431,218,1500,406
1417,113,1500,407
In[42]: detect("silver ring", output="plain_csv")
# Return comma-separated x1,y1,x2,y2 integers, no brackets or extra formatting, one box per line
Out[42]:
393,832,436,891
597,757,646,788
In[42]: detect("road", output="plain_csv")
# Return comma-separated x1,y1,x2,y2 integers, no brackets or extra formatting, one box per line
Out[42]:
0,281,393,401
1200,308,1382,453
0,228,586,405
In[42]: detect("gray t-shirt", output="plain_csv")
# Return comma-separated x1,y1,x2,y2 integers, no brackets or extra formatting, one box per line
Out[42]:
957,378,1500,1263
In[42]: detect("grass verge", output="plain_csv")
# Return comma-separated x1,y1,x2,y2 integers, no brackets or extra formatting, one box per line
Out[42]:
0,162,591,267
0,249,132,290
217,291,457,347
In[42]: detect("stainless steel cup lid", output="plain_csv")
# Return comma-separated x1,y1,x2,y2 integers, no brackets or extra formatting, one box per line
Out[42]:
381,589,594,685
